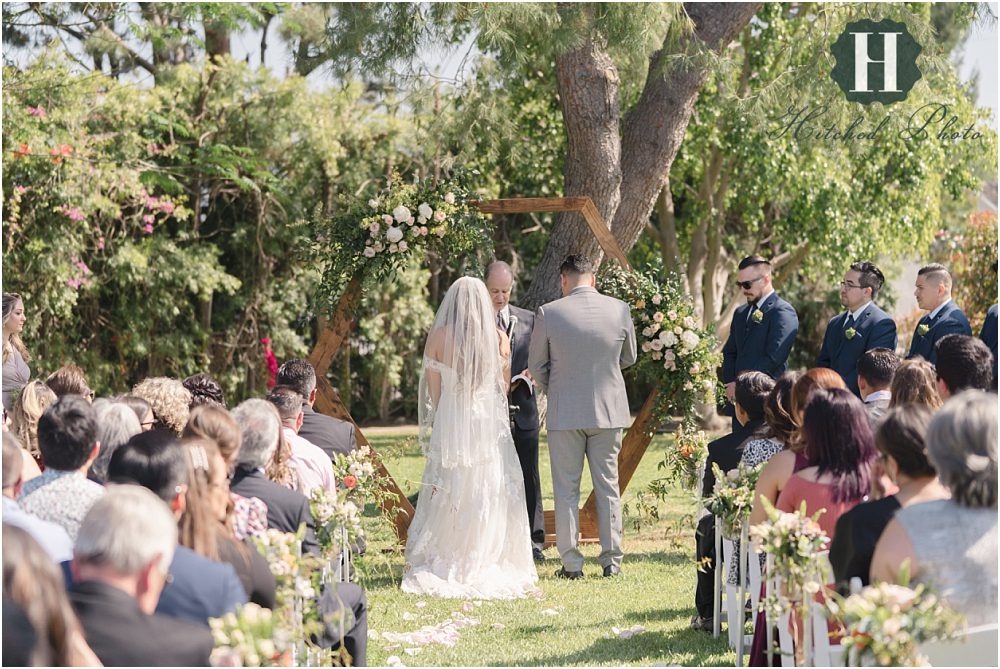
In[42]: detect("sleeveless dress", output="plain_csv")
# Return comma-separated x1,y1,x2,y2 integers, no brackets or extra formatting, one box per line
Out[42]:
2,347,30,410
401,357,538,599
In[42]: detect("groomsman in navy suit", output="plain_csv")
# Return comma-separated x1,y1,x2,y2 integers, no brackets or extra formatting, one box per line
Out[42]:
979,304,997,389
721,255,799,425
907,264,972,364
816,261,898,396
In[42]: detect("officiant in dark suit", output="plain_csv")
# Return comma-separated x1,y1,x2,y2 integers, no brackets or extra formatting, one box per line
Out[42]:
486,261,545,562
816,261,898,396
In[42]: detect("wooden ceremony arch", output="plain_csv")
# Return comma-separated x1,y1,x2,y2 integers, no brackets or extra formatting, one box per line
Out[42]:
307,197,668,547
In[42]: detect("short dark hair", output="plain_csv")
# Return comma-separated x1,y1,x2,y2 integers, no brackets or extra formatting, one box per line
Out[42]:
266,385,305,421
875,404,937,479
857,348,899,389
36,395,97,471
182,373,226,409
738,255,771,272
917,263,952,288
44,365,90,399
275,359,317,399
559,254,593,276
850,261,886,300
107,431,187,503
734,371,775,422
935,334,994,393
115,395,151,423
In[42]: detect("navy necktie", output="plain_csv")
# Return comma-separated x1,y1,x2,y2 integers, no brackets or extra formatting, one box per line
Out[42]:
845,313,856,330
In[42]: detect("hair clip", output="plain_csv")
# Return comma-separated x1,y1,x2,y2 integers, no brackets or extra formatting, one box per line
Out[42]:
189,445,209,472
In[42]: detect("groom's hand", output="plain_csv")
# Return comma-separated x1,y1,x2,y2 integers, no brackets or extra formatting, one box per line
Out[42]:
497,327,512,360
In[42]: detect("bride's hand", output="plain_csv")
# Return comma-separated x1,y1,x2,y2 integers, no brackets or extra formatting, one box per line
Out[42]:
497,327,511,361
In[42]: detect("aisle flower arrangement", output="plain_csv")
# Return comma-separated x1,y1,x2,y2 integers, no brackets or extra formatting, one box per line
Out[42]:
310,486,364,558
704,462,763,539
209,603,292,667
827,581,965,667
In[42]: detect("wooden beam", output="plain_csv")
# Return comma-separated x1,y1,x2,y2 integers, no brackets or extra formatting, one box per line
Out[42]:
580,198,632,270
309,276,362,379
474,197,590,214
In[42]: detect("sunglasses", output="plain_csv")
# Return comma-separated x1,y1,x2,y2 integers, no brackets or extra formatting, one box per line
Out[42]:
735,276,764,290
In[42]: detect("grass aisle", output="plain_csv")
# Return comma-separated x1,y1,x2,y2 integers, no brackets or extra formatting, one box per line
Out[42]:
359,429,734,667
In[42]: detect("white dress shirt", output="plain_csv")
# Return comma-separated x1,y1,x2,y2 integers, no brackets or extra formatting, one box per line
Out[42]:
282,427,336,497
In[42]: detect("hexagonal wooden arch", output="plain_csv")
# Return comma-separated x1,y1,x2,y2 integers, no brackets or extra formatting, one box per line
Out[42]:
307,197,666,547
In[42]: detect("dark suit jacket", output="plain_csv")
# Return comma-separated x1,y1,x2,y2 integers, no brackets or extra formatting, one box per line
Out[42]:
816,303,898,395
231,467,319,554
907,301,972,363
508,305,539,432
980,304,998,386
722,292,799,383
70,580,213,666
701,419,765,498
155,545,246,625
298,404,357,460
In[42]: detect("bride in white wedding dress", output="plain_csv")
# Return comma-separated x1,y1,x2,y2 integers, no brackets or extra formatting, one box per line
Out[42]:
401,276,539,599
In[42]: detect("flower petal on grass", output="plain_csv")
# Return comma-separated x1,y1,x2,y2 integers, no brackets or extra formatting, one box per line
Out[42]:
541,608,560,616
415,601,427,609
611,624,646,639
386,655,404,667
402,612,416,621
461,601,475,613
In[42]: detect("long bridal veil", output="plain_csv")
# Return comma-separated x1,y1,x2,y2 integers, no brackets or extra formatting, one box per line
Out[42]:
417,276,509,469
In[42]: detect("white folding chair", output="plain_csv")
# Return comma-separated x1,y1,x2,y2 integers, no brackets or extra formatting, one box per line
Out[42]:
920,624,999,667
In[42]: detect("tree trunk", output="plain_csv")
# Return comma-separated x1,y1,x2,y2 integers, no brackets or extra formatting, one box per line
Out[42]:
204,17,231,63
522,31,622,310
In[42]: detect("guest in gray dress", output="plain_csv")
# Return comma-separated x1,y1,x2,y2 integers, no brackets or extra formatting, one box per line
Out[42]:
2,293,31,412
870,390,998,627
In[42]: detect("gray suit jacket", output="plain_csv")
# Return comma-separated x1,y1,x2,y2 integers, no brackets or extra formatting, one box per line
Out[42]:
528,286,637,431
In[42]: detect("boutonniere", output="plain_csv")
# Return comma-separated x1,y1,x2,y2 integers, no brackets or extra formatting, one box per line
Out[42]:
844,327,857,340
752,309,764,324
917,324,930,336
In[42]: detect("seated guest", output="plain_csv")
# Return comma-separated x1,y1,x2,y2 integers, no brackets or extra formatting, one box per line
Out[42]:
776,388,876,537
934,333,994,399
267,385,337,497
3,432,73,562
18,395,104,540
871,390,997,626
740,371,800,469
132,376,192,435
89,399,141,482
856,348,898,425
183,372,227,409
830,405,948,589
183,404,268,540
276,359,357,459
69,485,214,666
117,394,155,431
230,399,319,554
106,432,247,625
179,437,276,608
749,368,847,528
45,364,93,401
979,303,997,389
9,379,56,464
691,370,774,632
888,358,943,409
3,524,99,665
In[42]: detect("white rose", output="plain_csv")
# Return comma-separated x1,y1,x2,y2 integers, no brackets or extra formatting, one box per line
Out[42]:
393,205,411,223
651,351,662,361
653,312,664,323
641,342,651,353
389,243,399,253
368,198,379,209
664,350,676,363
444,192,456,204
383,214,394,226
386,226,404,243
667,310,678,320
363,247,376,258
703,379,714,391
434,210,446,222
417,216,427,225
398,241,408,252
369,222,380,235
684,381,694,390
642,327,652,338
650,339,664,351
648,322,660,335
664,360,676,371
674,326,683,335
652,294,662,305
681,330,699,350
418,203,433,219
659,331,677,348
373,241,384,252
435,227,447,237
683,316,695,328
690,362,701,375
419,226,429,236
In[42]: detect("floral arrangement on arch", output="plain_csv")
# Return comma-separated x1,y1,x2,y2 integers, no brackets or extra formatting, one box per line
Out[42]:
826,580,965,667
661,423,709,492
310,171,493,308
596,264,721,428
704,462,763,539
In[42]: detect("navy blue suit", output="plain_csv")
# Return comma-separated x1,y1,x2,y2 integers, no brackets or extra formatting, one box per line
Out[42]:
907,301,972,364
979,304,998,387
722,291,799,383
816,303,898,396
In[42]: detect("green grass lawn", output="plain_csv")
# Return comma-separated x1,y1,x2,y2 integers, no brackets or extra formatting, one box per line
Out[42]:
354,428,735,667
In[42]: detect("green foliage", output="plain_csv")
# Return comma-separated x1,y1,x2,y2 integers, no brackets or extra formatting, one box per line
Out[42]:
932,211,998,331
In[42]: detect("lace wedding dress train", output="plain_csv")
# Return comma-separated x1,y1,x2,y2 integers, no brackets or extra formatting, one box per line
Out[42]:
401,356,538,600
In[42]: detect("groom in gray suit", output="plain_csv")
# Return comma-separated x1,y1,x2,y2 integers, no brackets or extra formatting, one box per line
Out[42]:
528,254,637,579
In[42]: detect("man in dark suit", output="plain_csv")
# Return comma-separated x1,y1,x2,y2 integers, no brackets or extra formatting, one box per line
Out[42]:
230,398,319,554
105,432,247,625
979,304,998,389
276,359,357,460
721,255,799,427
485,261,545,562
692,371,774,632
70,486,214,666
907,263,972,363
816,261,898,396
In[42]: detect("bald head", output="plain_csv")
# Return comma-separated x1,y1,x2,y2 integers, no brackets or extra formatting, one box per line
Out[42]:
484,261,514,313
